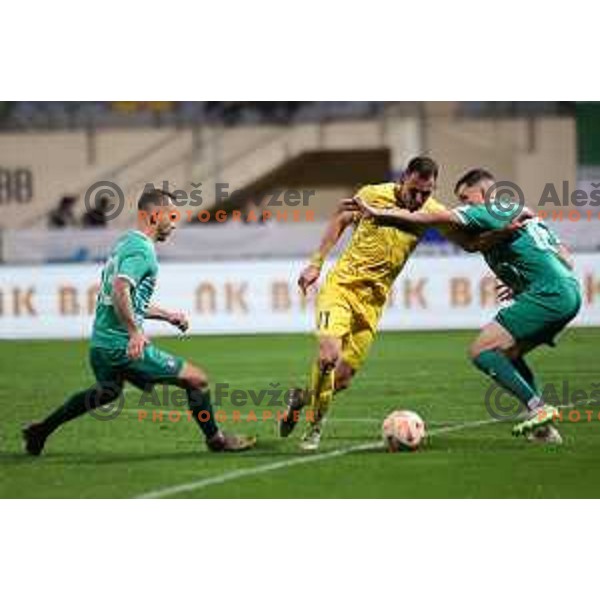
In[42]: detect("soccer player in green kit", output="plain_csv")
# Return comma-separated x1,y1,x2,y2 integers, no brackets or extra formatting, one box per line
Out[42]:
23,189,256,455
352,168,582,444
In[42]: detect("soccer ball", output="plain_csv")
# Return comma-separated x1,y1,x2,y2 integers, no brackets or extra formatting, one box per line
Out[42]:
382,410,426,452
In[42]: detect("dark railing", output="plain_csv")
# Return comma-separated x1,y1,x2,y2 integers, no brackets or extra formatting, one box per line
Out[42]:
458,101,575,118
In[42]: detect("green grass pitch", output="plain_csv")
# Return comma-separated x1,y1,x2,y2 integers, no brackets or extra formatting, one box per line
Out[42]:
1,329,599,498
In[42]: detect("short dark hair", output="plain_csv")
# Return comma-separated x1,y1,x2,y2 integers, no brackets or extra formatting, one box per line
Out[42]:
137,189,175,212
405,156,439,180
454,169,495,195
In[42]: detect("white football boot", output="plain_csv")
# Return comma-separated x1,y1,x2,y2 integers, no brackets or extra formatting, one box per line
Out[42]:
299,421,324,452
512,404,559,437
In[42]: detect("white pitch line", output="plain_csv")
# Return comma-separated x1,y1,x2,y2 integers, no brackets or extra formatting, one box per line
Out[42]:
135,417,498,499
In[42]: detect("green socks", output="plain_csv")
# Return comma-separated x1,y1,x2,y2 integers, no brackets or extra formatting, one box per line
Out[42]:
512,357,540,396
473,350,541,410
186,386,219,440
40,383,219,441
41,385,122,436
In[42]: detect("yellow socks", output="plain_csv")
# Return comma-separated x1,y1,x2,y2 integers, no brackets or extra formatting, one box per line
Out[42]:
308,361,335,426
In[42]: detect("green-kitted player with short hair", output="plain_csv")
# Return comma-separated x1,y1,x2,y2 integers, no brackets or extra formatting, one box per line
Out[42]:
23,189,256,455
354,168,582,444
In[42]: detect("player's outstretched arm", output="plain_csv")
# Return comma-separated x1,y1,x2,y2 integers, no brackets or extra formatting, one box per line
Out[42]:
447,223,526,253
354,198,496,253
113,277,149,359
459,208,535,252
356,198,534,253
146,305,190,333
356,197,458,227
298,201,356,295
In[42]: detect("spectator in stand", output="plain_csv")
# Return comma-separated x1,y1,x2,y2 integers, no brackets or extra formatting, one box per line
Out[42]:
48,196,77,228
82,195,110,228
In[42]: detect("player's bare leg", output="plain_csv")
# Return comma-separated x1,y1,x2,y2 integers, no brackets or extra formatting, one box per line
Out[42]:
280,335,339,439
296,336,339,450
299,361,354,451
300,339,356,451
470,322,558,437
281,335,351,449
176,363,256,452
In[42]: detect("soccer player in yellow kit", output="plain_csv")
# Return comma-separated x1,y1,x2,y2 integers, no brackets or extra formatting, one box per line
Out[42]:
280,156,519,450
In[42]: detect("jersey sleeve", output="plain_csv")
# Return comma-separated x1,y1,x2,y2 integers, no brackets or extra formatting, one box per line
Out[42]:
355,185,374,201
117,252,150,287
355,185,369,197
536,220,562,246
355,185,391,209
452,204,500,231
421,197,447,214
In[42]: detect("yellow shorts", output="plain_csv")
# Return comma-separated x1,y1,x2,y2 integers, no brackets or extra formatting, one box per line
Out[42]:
315,285,381,371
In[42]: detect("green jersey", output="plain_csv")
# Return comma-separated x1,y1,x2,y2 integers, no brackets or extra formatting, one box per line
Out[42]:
453,204,577,294
91,230,158,348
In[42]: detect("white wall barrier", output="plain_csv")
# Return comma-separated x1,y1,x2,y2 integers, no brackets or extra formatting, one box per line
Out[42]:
1,255,599,340
5,218,600,266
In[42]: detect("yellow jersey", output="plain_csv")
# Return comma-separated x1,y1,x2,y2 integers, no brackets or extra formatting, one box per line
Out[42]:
323,183,446,309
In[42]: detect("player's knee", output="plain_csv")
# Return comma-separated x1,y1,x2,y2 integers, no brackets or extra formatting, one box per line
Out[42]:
469,339,507,362
471,323,515,363
183,365,209,390
334,372,352,392
469,336,496,362
319,352,338,372
503,346,521,361
334,363,355,392
468,342,483,362
319,340,340,371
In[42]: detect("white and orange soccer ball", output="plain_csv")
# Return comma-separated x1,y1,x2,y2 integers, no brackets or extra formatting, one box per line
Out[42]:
382,410,426,452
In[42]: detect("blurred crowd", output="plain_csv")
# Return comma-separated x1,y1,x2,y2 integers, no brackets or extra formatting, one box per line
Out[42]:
0,101,385,130
48,195,111,229
47,194,272,229
0,101,576,131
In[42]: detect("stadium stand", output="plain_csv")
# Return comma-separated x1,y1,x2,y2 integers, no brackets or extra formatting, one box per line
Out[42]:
1,101,600,263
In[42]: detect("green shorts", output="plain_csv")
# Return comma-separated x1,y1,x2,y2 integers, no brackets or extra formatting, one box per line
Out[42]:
495,280,582,346
90,344,186,390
